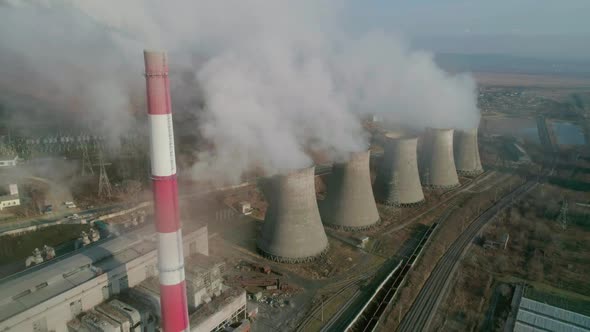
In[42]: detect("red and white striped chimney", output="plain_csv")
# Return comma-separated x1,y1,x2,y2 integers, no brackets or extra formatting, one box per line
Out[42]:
143,50,190,332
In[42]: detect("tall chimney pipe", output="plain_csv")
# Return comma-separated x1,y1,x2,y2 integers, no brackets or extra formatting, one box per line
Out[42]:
143,50,190,332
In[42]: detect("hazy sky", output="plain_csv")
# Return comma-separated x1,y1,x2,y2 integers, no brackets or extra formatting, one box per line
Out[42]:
351,0,590,59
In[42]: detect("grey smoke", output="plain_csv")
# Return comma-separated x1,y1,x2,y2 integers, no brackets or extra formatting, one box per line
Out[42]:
0,1,141,145
0,0,480,184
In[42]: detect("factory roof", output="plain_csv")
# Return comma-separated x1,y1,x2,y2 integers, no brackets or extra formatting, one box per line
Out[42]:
185,253,225,275
0,226,157,323
0,194,19,202
514,297,590,332
0,154,17,161
189,287,245,324
0,223,205,323
137,276,161,293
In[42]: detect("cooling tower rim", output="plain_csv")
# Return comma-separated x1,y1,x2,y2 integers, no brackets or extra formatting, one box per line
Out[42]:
384,132,419,141
454,127,479,135
457,168,484,176
332,149,370,166
322,218,382,232
346,147,371,157
256,245,329,264
270,164,316,178
423,182,461,190
425,127,454,133
376,198,425,208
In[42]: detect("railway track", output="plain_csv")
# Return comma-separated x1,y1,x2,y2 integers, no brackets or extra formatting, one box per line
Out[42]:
398,180,536,332
382,171,494,236
296,265,382,332
343,205,460,332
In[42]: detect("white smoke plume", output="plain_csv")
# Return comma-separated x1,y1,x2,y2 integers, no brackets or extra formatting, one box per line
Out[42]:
331,32,480,130
0,0,480,184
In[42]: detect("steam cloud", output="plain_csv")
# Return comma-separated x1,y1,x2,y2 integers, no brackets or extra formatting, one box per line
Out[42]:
0,0,480,184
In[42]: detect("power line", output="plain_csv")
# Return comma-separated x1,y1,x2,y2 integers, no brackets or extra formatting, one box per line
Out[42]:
95,148,112,198
557,196,568,230
81,144,94,176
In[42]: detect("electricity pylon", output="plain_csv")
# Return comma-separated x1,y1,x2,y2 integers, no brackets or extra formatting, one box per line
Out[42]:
95,149,112,198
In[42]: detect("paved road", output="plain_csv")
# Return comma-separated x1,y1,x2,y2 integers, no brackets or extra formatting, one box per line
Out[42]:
398,180,537,332
0,204,122,235
1,150,382,235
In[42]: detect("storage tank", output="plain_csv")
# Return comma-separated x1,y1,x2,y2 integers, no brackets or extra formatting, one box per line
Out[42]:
257,166,328,263
420,128,460,189
320,150,380,230
374,132,425,206
454,128,483,176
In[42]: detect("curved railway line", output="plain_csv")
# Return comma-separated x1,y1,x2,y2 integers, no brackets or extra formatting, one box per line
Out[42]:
398,179,536,332
295,170,502,332
295,265,382,332
342,204,461,332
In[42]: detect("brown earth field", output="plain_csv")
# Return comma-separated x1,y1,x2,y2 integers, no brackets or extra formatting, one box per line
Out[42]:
378,173,525,331
431,184,590,331
473,72,590,88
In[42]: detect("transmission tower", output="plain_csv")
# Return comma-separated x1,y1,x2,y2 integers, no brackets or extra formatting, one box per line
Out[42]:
557,197,568,230
95,149,112,198
81,144,94,176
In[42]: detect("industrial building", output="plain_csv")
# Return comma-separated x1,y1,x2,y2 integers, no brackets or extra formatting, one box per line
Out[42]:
514,297,590,332
374,132,425,206
125,273,246,332
0,223,247,332
420,128,460,189
257,166,329,263
0,195,20,211
0,224,204,331
454,128,484,176
0,183,20,211
320,150,380,230
0,154,18,167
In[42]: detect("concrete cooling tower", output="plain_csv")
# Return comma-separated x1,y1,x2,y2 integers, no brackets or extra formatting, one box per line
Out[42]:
257,166,329,263
320,150,380,230
454,128,483,176
374,133,425,206
420,128,460,189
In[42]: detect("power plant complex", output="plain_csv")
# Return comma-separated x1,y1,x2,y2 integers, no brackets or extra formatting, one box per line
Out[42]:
255,125,483,265
0,50,487,332
0,224,248,332
6,2,588,331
